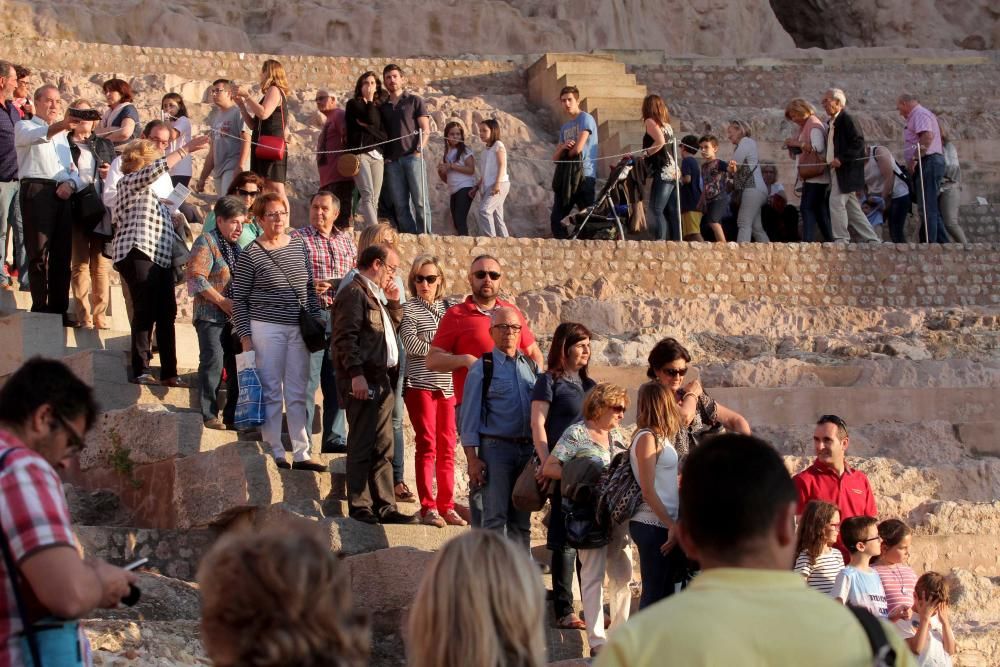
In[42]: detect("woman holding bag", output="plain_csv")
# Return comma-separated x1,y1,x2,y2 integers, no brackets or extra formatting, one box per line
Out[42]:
234,60,290,206
231,192,326,472
784,99,832,242
726,119,770,243
67,99,115,330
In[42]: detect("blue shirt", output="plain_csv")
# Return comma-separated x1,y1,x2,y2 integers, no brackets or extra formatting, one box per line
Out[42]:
0,101,19,181
560,112,599,179
680,156,702,212
460,347,537,447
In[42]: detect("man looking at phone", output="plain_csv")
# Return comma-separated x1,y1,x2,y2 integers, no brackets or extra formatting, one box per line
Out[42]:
332,243,415,525
0,358,136,665
14,84,83,325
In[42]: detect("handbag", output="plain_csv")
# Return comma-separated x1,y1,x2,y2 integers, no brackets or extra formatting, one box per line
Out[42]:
254,94,286,162
0,450,87,667
731,158,758,192
563,497,610,550
170,228,190,286
596,446,644,527
512,453,547,512
255,240,327,353
70,184,106,232
233,352,266,429
797,148,827,180
336,153,360,178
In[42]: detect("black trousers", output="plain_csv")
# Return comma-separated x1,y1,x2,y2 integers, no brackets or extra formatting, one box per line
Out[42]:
345,370,397,517
19,179,72,316
115,248,177,380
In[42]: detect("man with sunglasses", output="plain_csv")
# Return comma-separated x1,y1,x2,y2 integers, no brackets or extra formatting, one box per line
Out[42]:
0,359,136,665
196,79,250,196
458,307,539,548
427,254,544,525
794,414,877,561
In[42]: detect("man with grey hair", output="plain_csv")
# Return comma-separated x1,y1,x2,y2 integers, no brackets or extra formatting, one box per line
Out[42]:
14,84,82,323
897,93,947,243
820,88,880,243
0,61,21,290
458,305,539,548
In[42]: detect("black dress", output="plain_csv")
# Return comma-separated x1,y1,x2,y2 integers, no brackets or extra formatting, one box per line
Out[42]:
250,90,288,183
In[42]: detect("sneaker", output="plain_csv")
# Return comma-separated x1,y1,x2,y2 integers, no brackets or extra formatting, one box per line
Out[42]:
132,373,158,385
420,510,446,528
442,509,468,526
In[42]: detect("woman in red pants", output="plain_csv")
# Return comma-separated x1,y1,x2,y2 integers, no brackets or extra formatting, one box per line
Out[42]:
400,255,467,528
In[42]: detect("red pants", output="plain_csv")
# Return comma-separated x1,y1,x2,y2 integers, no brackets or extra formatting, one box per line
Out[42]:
403,388,457,513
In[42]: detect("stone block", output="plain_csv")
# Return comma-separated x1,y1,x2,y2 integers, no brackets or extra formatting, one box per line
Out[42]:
956,422,1000,457
0,312,68,375
345,547,436,615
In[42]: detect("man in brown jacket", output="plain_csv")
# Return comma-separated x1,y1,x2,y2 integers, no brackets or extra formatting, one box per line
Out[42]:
332,243,415,525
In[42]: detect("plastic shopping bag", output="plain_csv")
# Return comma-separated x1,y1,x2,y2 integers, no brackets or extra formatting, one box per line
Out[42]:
234,351,266,430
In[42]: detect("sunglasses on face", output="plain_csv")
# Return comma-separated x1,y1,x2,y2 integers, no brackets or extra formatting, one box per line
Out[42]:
236,188,259,197
414,274,439,285
661,367,688,377
473,270,501,281
611,405,626,414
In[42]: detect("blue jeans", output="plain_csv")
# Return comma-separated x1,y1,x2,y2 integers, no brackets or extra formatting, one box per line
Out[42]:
551,176,596,238
194,318,237,425
384,154,428,234
306,310,346,450
648,175,680,241
479,438,533,549
800,181,833,242
391,343,406,484
915,154,947,243
629,521,677,609
887,194,911,243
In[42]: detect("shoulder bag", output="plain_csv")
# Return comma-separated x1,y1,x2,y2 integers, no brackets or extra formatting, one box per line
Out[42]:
797,148,827,180
731,157,758,192
254,93,286,162
512,452,547,512
255,240,327,353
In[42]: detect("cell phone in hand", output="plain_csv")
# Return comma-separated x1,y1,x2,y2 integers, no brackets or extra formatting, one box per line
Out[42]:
67,107,102,122
124,557,149,571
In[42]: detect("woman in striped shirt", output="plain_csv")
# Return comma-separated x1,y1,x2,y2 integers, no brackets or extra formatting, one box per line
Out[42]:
231,192,325,472
793,500,844,596
399,255,466,528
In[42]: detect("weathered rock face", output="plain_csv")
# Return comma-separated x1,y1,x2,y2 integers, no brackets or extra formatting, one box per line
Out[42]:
769,0,999,50
9,0,796,57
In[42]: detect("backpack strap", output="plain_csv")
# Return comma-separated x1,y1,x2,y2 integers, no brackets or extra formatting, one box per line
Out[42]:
847,605,898,667
480,352,493,423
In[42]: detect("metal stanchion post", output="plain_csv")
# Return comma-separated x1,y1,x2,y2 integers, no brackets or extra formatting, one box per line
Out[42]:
915,143,929,243
673,133,682,241
419,128,431,235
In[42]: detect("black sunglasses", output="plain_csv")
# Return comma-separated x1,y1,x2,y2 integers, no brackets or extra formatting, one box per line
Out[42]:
414,274,439,285
236,188,259,197
818,414,848,430
661,367,688,377
473,270,501,281
53,413,86,455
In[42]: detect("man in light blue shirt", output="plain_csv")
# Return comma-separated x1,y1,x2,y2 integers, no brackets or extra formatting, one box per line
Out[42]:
550,85,598,238
460,306,538,548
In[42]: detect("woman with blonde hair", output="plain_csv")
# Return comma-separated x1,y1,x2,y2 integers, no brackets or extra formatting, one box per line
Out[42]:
629,381,683,608
338,221,414,502
113,134,209,384
198,524,369,667
640,94,680,241
399,255,466,527
726,119,770,242
542,382,632,657
234,59,291,204
784,98,832,241
407,530,545,667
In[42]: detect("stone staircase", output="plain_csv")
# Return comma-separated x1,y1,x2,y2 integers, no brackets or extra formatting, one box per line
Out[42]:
528,53,650,178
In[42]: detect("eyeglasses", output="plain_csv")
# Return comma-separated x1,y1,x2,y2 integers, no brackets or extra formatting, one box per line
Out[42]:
379,260,398,273
414,274,439,284
53,413,86,455
660,367,688,377
210,88,227,95
861,536,881,543
492,323,522,333
236,188,259,198
262,211,288,220
610,405,627,414
150,139,170,147
473,270,501,281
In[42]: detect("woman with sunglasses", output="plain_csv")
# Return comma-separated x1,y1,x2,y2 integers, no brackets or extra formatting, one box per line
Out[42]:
202,171,264,248
398,255,466,528
646,337,750,461
542,383,632,657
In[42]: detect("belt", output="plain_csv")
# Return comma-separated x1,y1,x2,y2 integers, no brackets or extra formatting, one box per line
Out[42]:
480,435,532,445
20,177,57,185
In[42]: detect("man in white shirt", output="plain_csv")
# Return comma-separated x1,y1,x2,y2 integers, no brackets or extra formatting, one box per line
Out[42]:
14,85,82,324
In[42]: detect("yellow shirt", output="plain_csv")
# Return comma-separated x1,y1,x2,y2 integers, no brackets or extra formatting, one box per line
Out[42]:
595,568,916,667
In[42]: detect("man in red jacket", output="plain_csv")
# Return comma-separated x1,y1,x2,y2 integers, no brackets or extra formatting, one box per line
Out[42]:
793,414,877,560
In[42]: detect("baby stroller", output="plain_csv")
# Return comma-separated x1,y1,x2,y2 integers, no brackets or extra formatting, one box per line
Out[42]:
564,157,636,240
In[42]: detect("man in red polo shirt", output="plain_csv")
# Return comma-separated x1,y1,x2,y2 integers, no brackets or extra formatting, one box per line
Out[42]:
794,414,877,560
427,253,544,526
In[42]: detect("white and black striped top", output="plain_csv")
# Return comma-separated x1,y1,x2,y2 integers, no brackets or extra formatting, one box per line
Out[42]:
399,299,453,395
794,547,844,596
231,237,321,339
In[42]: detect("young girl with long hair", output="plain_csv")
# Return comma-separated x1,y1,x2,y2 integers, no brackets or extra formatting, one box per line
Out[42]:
437,121,476,235
793,500,844,596
874,518,918,617
161,92,193,186
476,119,509,238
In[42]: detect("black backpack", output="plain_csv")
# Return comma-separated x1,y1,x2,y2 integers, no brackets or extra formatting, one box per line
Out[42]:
847,605,898,667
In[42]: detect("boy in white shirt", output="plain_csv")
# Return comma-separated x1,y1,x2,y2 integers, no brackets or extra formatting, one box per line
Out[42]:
832,515,891,618
894,572,956,667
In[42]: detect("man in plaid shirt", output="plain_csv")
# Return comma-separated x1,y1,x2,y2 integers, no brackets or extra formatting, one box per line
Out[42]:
0,359,134,666
293,191,357,454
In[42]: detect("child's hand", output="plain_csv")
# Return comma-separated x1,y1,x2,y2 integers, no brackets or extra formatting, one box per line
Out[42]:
938,601,950,622
889,606,912,622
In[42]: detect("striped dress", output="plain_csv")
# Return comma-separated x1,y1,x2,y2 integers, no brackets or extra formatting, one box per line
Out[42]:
399,298,453,395
794,547,844,596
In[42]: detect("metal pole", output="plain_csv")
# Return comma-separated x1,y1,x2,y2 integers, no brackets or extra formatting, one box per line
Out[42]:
915,142,929,243
673,133,682,241
419,128,431,235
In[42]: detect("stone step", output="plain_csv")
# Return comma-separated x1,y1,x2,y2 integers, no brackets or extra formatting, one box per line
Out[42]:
580,96,643,121
556,72,641,93
552,60,626,79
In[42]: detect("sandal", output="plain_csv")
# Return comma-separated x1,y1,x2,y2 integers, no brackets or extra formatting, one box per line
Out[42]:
555,613,586,631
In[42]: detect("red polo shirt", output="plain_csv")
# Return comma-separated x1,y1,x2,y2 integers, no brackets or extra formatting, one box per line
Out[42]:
430,296,536,405
794,459,878,561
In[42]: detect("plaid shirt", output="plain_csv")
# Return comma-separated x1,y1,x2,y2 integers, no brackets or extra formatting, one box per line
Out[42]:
112,158,174,267
291,225,357,307
0,432,78,667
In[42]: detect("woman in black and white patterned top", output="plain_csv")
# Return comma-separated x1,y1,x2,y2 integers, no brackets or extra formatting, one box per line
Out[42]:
399,255,466,529
113,135,209,385
231,192,325,472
